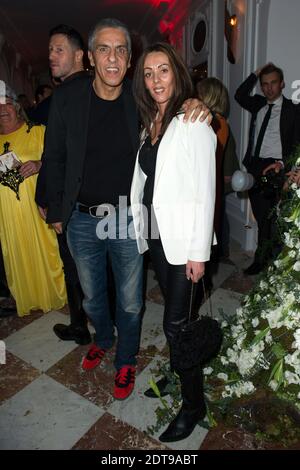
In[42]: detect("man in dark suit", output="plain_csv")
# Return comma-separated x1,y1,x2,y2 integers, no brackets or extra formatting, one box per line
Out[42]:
235,63,300,274
43,18,210,400
35,24,91,345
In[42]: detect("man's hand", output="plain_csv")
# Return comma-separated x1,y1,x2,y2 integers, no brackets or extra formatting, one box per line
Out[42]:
181,98,213,124
38,206,47,221
186,260,205,283
262,161,283,175
51,222,63,234
19,160,42,179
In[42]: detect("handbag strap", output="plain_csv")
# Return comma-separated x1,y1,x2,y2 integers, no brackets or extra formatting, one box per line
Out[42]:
202,277,213,319
187,281,194,323
187,278,213,324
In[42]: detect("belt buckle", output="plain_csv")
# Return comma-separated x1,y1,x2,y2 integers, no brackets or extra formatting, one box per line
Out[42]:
89,204,111,218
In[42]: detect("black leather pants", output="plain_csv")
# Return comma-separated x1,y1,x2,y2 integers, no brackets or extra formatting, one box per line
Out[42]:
148,239,193,346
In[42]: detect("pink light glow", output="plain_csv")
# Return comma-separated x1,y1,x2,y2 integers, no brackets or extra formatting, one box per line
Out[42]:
99,1,191,37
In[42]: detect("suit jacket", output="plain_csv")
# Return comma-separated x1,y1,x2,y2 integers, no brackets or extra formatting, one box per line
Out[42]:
42,75,139,229
35,71,94,209
130,115,216,265
235,73,300,170
31,95,52,126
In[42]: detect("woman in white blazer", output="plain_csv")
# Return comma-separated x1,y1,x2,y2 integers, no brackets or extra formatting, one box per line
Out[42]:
131,43,216,442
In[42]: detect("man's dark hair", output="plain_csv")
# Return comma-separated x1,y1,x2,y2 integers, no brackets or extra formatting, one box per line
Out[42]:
49,24,85,51
259,64,284,84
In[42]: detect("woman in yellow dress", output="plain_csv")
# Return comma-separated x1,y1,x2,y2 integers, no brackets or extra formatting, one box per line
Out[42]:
0,85,66,316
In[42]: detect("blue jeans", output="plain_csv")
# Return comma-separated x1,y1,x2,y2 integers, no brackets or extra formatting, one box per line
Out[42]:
67,206,143,370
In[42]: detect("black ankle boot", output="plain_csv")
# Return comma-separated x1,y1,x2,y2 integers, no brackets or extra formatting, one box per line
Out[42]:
53,323,91,345
144,376,170,398
159,366,206,442
53,282,91,345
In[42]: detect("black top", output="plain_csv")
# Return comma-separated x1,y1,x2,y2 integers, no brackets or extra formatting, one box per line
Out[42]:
139,135,160,239
78,88,135,206
41,75,139,228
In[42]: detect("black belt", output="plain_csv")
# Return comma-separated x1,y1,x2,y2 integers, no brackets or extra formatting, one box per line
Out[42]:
77,203,118,218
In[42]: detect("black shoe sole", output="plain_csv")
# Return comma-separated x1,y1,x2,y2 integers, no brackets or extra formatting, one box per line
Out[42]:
159,408,206,442
159,422,199,443
144,389,170,398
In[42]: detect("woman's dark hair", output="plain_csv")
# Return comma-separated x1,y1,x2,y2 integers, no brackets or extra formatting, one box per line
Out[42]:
133,42,194,136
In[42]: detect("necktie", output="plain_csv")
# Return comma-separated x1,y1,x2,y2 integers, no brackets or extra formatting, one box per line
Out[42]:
254,103,274,158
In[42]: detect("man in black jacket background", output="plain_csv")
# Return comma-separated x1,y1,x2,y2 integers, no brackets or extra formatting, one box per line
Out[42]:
35,24,91,345
235,63,300,274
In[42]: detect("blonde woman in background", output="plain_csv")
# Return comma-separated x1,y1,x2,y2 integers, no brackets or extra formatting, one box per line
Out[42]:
197,77,230,247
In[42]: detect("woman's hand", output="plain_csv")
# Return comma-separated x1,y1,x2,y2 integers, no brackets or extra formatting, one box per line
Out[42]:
181,98,213,124
287,169,300,187
186,260,205,283
19,160,42,179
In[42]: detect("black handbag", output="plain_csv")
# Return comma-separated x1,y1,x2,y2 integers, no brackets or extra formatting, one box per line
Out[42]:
171,280,223,370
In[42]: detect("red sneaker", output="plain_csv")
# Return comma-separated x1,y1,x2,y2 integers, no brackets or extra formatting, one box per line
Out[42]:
82,344,106,370
114,366,136,400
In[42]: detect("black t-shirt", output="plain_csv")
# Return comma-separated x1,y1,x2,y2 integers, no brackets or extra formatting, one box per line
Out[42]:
78,88,135,206
139,135,160,239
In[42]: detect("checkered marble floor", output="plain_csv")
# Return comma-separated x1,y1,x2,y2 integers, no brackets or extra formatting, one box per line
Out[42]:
0,241,256,450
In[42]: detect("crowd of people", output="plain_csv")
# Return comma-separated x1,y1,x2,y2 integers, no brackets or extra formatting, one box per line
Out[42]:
1,16,299,443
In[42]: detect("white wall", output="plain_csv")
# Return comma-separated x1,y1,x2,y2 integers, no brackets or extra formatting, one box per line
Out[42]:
267,0,300,102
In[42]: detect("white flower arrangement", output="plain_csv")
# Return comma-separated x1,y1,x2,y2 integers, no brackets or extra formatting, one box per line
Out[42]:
209,150,300,412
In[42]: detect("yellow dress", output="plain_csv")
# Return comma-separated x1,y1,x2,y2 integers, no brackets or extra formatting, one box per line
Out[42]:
0,123,66,316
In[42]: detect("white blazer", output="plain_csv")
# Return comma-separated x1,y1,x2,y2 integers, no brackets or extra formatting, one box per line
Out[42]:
130,114,216,265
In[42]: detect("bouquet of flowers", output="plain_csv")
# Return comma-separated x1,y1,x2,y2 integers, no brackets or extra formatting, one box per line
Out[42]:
0,142,24,199
206,146,300,413
148,149,300,438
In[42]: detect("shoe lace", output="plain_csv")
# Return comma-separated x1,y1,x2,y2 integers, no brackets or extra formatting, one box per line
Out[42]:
87,345,105,360
115,367,135,387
